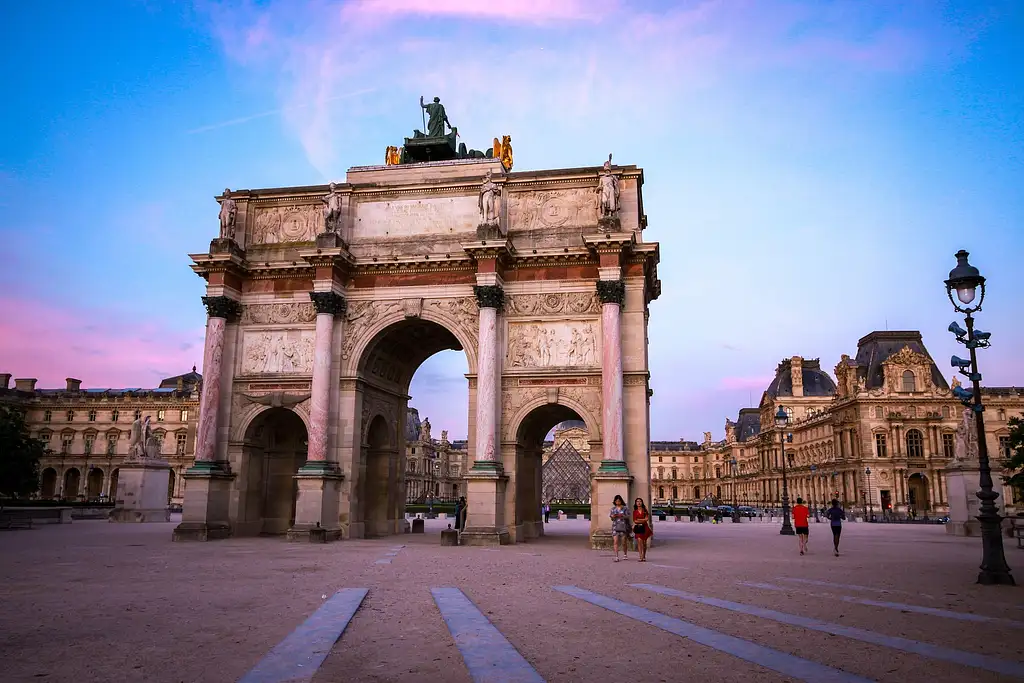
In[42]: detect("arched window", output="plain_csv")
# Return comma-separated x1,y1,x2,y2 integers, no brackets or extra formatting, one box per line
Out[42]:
906,429,923,458
658,486,665,499
901,370,916,392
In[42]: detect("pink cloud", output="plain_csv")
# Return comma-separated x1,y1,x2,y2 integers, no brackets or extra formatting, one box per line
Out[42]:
0,297,206,390
341,0,611,22
719,376,774,391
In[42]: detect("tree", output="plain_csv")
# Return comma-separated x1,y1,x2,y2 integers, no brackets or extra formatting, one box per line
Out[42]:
0,405,44,499
1001,415,1024,498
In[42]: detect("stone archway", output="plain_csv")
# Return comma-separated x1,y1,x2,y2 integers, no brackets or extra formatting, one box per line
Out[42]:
41,468,58,499
907,473,930,514
361,414,398,537
109,469,119,501
63,468,81,499
86,468,104,499
234,407,309,536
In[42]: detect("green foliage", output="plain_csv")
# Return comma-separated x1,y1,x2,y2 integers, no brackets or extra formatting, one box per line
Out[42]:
0,405,44,498
1001,416,1024,493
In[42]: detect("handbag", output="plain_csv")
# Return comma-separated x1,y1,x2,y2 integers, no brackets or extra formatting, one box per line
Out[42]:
633,523,644,534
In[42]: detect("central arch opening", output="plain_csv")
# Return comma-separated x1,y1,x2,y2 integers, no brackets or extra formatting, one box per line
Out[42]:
513,403,592,543
354,316,470,538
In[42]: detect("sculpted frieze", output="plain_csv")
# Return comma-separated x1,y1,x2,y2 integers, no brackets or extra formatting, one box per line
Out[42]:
241,330,315,375
251,205,321,244
508,188,597,231
504,292,600,317
341,301,404,362
559,386,602,425
507,321,600,368
240,302,317,325
425,297,479,346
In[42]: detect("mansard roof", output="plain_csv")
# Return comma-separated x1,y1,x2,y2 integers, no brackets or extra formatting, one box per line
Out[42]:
650,440,702,452
854,331,948,390
734,408,761,442
159,366,202,388
765,358,837,398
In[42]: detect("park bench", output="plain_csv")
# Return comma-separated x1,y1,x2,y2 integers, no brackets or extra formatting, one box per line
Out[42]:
0,510,35,530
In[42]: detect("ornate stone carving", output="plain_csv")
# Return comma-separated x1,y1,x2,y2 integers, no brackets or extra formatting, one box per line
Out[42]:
596,280,625,306
559,386,602,426
202,296,241,321
473,285,504,311
623,375,647,386
507,188,597,231
310,291,347,316
425,297,479,347
507,322,599,368
340,300,404,361
218,189,237,240
251,205,321,244
954,407,979,462
240,302,316,325
241,330,315,374
361,390,397,445
504,292,601,317
886,346,931,368
501,387,547,425
240,391,311,408
321,183,344,234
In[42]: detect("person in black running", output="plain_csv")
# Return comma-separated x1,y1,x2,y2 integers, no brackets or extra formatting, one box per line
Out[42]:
825,499,846,556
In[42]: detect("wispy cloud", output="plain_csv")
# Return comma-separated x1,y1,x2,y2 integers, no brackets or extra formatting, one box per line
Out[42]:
185,88,377,134
0,297,206,389
719,375,774,391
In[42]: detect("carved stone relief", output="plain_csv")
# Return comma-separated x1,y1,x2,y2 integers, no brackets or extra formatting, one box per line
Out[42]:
251,205,321,244
507,321,600,368
341,301,404,362
504,292,601,317
240,302,316,325
425,297,479,347
558,386,602,427
507,189,597,231
241,330,315,374
501,388,547,426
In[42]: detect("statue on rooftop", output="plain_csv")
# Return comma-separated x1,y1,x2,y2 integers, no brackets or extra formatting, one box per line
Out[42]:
420,96,451,138
321,182,343,234
218,188,237,240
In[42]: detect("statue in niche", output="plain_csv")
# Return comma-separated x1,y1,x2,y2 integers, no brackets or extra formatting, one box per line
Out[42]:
953,407,978,462
126,415,152,461
419,96,451,138
218,188,237,240
321,182,343,234
597,154,620,218
478,170,501,227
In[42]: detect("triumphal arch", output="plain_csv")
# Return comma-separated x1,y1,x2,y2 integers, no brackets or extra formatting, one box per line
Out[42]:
173,103,661,547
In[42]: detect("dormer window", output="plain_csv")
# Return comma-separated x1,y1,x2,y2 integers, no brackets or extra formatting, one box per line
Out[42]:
901,370,917,392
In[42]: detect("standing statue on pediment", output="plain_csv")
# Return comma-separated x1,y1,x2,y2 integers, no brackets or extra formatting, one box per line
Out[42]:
598,154,620,218
420,96,451,138
127,415,152,461
218,188,237,240
479,170,501,227
954,407,978,462
321,182,344,234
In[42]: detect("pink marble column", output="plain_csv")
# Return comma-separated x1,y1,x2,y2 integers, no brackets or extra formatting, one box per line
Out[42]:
307,292,346,464
596,280,625,469
472,286,502,468
194,296,239,466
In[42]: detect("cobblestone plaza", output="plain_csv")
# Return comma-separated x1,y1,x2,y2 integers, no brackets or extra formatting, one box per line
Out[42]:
1,518,1020,682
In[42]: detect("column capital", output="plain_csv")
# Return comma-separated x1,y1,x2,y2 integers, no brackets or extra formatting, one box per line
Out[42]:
201,296,241,321
309,291,347,316
473,284,505,311
596,279,625,306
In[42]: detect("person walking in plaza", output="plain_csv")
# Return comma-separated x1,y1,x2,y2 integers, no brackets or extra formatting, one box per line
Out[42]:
825,498,846,556
793,497,810,555
610,495,630,561
543,501,550,524
632,497,653,562
454,497,465,532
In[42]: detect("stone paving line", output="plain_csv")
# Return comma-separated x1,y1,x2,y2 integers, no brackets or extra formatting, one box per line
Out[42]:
2,517,1023,683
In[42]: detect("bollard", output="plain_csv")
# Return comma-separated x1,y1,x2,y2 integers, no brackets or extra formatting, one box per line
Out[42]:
412,518,425,533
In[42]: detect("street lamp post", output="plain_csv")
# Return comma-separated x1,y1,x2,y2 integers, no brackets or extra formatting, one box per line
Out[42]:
730,457,740,522
776,406,795,535
944,249,1014,586
810,465,818,521
865,467,873,521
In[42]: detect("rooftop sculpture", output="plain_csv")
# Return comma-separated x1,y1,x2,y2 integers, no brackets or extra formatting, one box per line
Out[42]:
384,96,513,170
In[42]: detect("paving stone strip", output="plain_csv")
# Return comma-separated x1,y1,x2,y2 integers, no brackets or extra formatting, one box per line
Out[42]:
633,583,1024,679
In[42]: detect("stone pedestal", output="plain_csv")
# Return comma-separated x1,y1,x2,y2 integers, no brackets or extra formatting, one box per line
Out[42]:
590,468,632,549
460,467,511,546
945,463,982,536
476,223,503,241
109,459,171,523
441,528,459,546
172,465,235,541
287,464,345,541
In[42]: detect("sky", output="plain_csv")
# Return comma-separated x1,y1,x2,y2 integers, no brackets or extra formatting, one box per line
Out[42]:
1,0,1022,441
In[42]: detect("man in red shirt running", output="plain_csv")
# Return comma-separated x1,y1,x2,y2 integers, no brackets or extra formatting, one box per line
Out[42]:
792,497,810,555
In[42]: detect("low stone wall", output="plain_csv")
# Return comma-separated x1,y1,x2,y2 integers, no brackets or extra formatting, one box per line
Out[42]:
0,507,73,524
71,507,115,521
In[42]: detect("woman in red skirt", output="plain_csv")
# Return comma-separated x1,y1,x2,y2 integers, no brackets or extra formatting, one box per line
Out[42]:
632,497,654,562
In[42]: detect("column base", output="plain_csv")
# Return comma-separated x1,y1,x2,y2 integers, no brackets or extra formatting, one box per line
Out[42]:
462,463,510,545
172,465,235,542
591,466,632,549
288,462,345,541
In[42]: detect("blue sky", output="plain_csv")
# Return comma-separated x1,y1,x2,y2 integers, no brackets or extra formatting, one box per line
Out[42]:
1,0,1021,440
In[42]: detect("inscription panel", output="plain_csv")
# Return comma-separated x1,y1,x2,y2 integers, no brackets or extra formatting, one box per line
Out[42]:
353,196,478,238
240,330,315,375
507,321,600,369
